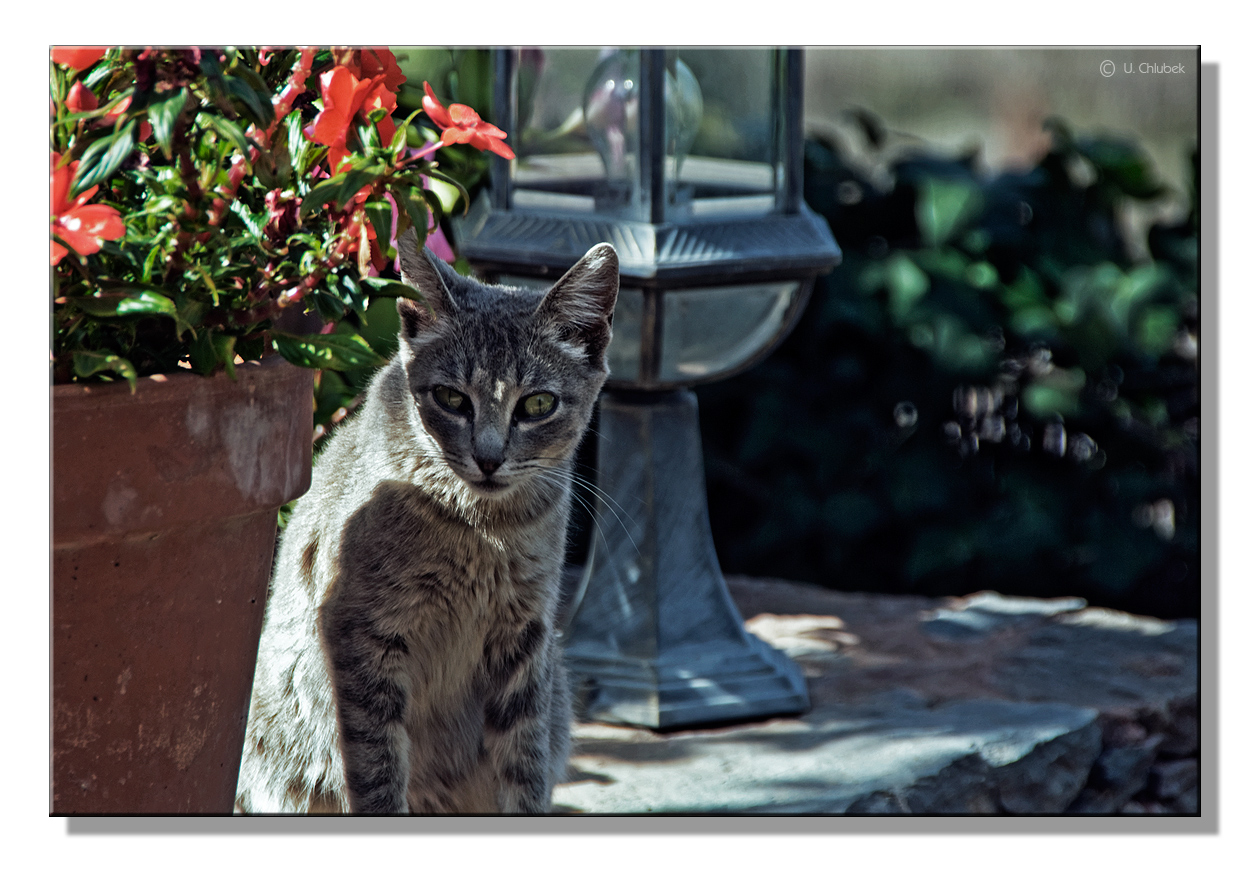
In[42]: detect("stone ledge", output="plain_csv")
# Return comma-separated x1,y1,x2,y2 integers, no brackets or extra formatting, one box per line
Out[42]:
553,576,1198,815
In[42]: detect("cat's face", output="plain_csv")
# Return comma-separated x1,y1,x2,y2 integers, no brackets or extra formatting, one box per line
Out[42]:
394,232,618,499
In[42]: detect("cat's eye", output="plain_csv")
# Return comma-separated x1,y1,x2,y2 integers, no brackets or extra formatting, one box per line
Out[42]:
517,392,557,420
433,385,468,413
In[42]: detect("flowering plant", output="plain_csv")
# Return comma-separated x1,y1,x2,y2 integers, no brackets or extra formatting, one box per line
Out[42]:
50,46,513,389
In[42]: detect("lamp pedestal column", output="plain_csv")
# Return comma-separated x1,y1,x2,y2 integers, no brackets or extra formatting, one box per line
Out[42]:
563,388,810,729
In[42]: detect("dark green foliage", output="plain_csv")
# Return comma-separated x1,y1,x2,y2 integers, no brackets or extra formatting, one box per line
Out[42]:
695,120,1198,618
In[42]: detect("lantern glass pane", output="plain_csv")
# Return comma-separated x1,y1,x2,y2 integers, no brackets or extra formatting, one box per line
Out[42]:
509,48,648,221
659,281,800,382
664,49,782,219
492,275,642,384
603,288,643,383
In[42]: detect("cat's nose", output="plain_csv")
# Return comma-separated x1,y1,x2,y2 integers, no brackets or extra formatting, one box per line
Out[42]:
476,456,502,476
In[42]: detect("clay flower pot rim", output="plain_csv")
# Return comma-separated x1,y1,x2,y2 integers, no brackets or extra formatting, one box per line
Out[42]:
54,354,289,400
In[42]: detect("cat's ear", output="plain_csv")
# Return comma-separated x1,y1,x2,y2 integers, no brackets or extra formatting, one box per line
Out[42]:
536,243,619,367
395,227,459,340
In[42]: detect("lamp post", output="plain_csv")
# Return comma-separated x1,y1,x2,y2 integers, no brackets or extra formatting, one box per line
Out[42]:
457,48,840,729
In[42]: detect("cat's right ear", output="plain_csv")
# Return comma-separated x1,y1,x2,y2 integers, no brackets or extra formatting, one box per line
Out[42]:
395,228,457,340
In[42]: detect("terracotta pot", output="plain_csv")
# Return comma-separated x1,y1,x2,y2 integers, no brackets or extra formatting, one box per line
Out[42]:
52,357,313,814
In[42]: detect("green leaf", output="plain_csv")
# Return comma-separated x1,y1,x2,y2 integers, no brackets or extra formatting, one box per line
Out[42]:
141,243,164,284
916,177,983,248
361,276,424,302
270,330,389,371
198,50,224,81
253,128,289,188
116,290,178,319
357,118,381,150
421,167,471,215
223,74,275,129
884,253,930,319
214,333,239,379
1024,367,1086,417
200,113,253,161
335,165,385,209
337,271,369,319
365,200,394,251
1076,136,1164,199
1023,384,1077,417
70,288,201,339
228,199,266,241
189,329,218,374
391,110,422,159
72,351,138,391
187,329,240,377
396,186,431,238
175,296,209,334
1135,305,1180,356
69,289,175,318
235,334,266,362
72,120,137,194
145,86,188,157
300,176,346,218
311,276,347,321
230,64,274,111
288,116,313,177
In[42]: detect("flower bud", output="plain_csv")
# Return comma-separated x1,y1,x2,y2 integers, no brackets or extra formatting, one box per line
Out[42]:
65,81,98,113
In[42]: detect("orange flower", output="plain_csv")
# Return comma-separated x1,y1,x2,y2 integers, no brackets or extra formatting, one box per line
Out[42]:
51,47,107,71
421,82,514,160
311,65,399,174
51,153,124,265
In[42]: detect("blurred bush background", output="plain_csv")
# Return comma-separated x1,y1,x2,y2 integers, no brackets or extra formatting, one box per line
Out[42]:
696,49,1199,619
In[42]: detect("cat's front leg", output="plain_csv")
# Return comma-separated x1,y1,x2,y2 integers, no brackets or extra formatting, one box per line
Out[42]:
482,619,561,813
320,593,413,814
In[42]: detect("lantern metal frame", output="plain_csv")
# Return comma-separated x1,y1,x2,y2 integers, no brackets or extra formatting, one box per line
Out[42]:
457,47,840,729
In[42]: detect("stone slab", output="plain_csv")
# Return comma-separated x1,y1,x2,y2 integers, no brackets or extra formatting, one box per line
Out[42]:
556,692,1100,813
553,576,1199,815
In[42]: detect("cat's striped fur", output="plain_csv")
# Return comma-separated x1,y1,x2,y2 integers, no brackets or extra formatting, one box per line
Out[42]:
235,230,618,814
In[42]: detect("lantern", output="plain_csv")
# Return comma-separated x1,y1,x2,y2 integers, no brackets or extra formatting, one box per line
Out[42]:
457,47,840,728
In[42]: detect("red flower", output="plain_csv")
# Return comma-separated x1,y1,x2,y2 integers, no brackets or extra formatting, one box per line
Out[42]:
421,82,515,160
51,153,124,265
263,189,301,242
51,47,107,71
351,48,405,93
311,65,399,174
65,81,98,113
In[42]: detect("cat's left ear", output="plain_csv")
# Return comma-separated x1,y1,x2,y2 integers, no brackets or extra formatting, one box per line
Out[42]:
395,227,459,341
536,243,619,368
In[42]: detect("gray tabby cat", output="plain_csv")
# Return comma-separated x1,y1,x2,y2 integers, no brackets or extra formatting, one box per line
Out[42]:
234,229,618,814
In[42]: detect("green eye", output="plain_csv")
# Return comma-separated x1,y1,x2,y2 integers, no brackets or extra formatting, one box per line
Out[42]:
518,392,556,420
433,386,467,413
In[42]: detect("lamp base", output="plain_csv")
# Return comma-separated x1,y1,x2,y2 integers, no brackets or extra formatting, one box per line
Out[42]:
568,634,809,731
563,388,810,730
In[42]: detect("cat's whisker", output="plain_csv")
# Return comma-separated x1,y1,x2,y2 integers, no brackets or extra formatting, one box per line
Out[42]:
524,463,642,559
525,456,646,518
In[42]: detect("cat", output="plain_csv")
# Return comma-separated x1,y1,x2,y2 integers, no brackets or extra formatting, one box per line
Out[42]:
234,229,618,814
